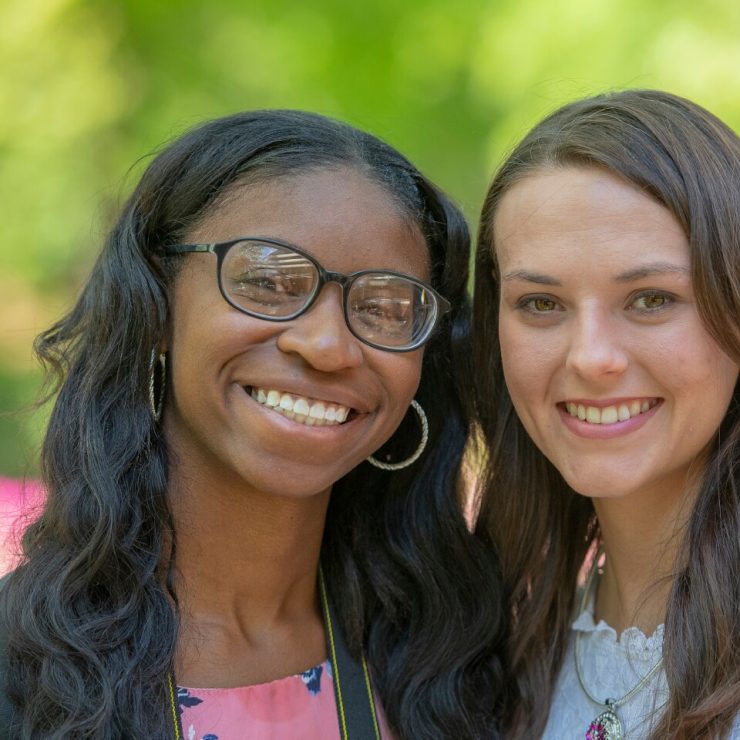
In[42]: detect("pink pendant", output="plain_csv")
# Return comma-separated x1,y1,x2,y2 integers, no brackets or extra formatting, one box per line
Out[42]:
585,708,623,739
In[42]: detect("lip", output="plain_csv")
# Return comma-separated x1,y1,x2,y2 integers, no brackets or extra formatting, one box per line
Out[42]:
557,398,663,440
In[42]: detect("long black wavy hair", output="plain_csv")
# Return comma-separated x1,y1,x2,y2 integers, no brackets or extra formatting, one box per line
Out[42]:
1,110,507,738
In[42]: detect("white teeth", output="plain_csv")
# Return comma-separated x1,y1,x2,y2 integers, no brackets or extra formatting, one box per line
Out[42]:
600,406,618,424
565,399,657,425
309,403,326,427
309,402,325,419
249,388,351,427
278,396,296,419
279,395,294,412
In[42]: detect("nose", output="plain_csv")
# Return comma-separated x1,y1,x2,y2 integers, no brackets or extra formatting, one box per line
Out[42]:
276,284,365,371
565,307,629,380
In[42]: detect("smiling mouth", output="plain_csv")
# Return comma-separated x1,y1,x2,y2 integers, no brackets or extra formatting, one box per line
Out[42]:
561,398,660,425
247,387,353,427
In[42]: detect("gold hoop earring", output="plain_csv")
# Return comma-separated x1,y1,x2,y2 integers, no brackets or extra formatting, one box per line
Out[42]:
148,351,166,422
367,400,428,471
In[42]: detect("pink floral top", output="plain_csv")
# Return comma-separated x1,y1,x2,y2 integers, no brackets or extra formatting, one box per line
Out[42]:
178,660,390,740
0,482,391,738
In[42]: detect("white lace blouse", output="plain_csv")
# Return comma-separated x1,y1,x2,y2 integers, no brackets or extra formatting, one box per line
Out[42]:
542,609,740,738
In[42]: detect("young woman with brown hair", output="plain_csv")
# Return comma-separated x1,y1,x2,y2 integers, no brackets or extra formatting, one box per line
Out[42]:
473,90,739,738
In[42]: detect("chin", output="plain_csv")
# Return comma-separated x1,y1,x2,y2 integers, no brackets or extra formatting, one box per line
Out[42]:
245,471,339,500
571,485,631,500
557,464,644,500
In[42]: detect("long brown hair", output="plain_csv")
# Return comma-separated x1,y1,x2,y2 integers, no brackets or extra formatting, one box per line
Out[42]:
473,89,740,738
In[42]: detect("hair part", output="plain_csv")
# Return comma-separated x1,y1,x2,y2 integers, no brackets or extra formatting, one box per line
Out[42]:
473,89,740,738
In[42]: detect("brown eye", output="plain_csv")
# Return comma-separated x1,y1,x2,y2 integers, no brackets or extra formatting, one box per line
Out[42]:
515,295,562,316
632,292,672,311
533,297,557,311
643,295,664,308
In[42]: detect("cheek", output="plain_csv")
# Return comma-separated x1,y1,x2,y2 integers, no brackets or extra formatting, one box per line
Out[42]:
402,352,424,396
657,315,736,392
380,352,423,409
499,316,554,407
666,334,739,427
171,301,278,366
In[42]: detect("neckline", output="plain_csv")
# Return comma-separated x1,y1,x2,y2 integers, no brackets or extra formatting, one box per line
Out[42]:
572,608,666,658
575,553,665,645
178,659,331,692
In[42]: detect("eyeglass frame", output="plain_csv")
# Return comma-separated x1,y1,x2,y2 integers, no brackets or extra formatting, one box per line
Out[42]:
163,236,451,352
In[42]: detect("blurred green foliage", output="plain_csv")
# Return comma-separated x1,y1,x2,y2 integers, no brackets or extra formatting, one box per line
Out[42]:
1,0,739,476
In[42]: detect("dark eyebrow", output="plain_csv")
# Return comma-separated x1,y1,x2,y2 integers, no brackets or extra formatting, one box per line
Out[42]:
502,262,690,286
501,270,562,286
614,262,690,282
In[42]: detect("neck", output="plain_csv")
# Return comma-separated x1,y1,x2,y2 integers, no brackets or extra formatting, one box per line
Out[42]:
167,461,331,686
591,476,696,636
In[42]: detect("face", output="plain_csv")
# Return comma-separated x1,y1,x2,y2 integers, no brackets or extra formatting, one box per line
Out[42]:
164,167,430,498
494,166,739,500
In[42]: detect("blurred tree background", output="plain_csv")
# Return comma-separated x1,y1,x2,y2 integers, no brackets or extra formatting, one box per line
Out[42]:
1,0,739,477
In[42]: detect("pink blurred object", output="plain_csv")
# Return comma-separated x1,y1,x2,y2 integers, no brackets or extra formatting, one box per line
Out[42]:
0,477,45,575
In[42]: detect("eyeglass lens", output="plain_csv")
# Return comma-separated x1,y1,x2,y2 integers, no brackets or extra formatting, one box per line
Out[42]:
220,240,438,349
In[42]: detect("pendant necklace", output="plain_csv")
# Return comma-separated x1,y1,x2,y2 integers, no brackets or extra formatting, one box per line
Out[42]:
574,552,664,740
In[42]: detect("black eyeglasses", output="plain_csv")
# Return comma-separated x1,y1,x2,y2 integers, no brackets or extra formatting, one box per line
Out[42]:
164,237,450,352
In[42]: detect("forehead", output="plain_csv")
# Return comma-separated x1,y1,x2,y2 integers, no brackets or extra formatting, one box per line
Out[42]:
188,167,431,280
493,166,690,273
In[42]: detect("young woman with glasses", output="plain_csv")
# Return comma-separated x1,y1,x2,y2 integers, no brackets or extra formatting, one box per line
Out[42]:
0,111,506,739
473,90,739,738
